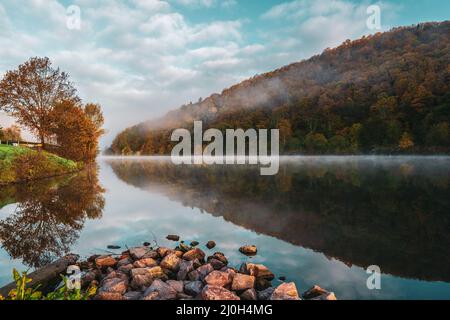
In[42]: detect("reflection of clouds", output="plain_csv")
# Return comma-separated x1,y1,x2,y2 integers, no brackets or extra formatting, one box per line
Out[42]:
2,158,450,299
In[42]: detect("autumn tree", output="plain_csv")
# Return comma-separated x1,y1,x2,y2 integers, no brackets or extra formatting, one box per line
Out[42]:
50,100,104,162
2,125,22,141
0,57,79,148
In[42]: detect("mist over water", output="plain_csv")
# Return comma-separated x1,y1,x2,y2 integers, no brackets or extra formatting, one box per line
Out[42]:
1,156,450,299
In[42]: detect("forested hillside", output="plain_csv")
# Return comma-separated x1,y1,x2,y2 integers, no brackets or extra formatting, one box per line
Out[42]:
110,21,450,155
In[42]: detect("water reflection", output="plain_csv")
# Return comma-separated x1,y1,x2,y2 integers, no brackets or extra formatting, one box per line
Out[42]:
0,167,105,268
108,157,450,283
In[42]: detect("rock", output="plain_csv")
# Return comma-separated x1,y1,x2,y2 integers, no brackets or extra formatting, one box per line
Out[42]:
302,285,329,299
118,264,134,275
167,235,180,242
270,283,300,300
206,241,216,249
123,291,143,301
129,247,149,260
174,250,184,258
240,288,257,301
204,271,232,287
88,255,100,263
133,258,158,268
144,279,177,300
177,260,195,280
183,248,206,261
82,270,99,288
167,280,184,293
255,278,272,291
208,252,228,265
131,274,153,291
99,278,128,295
107,245,121,250
209,258,226,270
177,293,194,300
95,292,124,300
143,291,159,300
201,285,240,301
143,242,151,247
188,270,200,281
117,257,132,267
311,292,337,300
279,276,286,281
246,264,275,281
184,281,204,297
130,267,166,290
196,264,214,281
102,271,128,283
239,245,257,256
157,247,171,258
142,250,158,259
257,287,275,300
95,256,117,268
179,242,191,253
231,273,255,291
147,266,166,280
160,253,181,271
190,241,199,247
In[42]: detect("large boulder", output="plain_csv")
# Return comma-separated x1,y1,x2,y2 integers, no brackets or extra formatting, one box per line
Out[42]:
99,278,128,295
239,245,257,256
270,282,300,300
160,253,182,272
231,274,255,291
184,281,204,297
183,248,206,261
133,258,158,268
204,271,232,287
246,264,275,281
143,279,177,300
95,256,117,269
177,260,195,280
201,285,240,301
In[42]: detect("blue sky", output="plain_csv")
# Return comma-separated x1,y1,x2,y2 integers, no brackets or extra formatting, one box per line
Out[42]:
0,0,449,146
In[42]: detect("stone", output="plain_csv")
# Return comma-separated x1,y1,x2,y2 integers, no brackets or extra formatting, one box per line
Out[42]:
177,260,195,280
133,258,158,269
143,242,151,247
310,292,337,301
123,291,143,301
129,247,149,260
167,235,180,241
302,285,329,299
279,276,286,281
196,264,214,281
142,250,159,259
239,245,257,256
107,245,121,250
95,255,117,268
255,278,272,291
257,287,275,300
246,264,275,281
201,285,240,301
190,241,199,247
131,274,153,291
204,271,232,287
188,270,200,281
143,279,177,300
184,281,204,297
102,271,128,283
183,248,206,261
208,252,228,265
231,273,255,291
118,264,134,275
143,291,159,300
157,247,171,258
160,253,181,271
167,280,184,293
82,270,99,288
117,257,132,267
206,241,216,249
95,292,123,300
270,282,300,300
209,258,225,270
99,278,128,295
240,288,257,301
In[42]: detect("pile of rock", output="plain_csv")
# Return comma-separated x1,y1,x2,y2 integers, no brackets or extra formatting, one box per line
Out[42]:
79,242,336,301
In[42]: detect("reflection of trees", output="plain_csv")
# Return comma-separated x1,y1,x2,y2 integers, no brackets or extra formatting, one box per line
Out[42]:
109,158,450,282
0,167,105,268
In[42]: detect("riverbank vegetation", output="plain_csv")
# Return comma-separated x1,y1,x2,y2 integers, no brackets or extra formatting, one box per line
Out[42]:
0,57,104,184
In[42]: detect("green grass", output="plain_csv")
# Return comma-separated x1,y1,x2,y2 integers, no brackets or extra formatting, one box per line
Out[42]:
0,145,79,184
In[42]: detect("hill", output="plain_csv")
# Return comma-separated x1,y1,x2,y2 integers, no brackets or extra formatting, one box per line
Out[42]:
110,21,450,155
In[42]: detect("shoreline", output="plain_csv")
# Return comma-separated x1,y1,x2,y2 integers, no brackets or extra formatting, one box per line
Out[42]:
0,240,337,301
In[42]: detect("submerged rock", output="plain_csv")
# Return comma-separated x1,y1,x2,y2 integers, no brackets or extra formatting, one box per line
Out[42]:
183,248,206,261
167,235,180,242
206,241,216,249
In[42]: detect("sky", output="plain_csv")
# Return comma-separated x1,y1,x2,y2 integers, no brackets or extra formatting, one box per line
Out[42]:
0,0,449,148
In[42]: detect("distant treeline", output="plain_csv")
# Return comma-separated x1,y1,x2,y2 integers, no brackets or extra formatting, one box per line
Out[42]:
109,21,450,155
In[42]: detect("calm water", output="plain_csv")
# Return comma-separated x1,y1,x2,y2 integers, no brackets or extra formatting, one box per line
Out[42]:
1,156,450,300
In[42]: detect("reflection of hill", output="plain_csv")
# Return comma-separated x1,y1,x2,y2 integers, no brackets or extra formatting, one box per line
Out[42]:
109,158,450,282
0,168,105,268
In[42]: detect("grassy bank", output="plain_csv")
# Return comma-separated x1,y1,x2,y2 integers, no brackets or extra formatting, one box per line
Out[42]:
0,145,79,185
